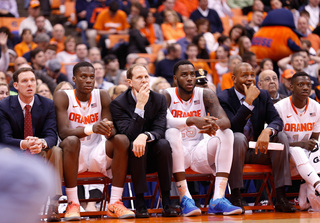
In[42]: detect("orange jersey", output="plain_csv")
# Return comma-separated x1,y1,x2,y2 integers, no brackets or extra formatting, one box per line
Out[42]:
221,72,233,91
93,8,129,32
251,26,301,61
14,41,38,57
50,36,66,53
161,23,185,41
176,0,198,17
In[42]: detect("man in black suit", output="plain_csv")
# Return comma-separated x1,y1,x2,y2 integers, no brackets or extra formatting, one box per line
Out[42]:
110,64,178,218
0,67,62,221
218,63,295,213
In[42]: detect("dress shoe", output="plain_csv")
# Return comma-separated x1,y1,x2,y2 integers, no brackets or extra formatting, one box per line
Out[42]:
275,197,296,213
230,197,245,214
135,206,149,218
47,204,61,222
162,204,178,217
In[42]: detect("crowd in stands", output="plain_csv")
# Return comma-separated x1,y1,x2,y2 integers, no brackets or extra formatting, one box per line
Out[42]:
2,0,320,221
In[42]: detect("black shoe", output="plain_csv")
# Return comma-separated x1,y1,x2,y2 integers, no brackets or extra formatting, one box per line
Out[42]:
47,204,61,222
275,197,296,213
162,204,178,217
135,206,149,218
230,197,245,214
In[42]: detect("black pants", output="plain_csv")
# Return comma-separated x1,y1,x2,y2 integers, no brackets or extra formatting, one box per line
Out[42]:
128,139,173,195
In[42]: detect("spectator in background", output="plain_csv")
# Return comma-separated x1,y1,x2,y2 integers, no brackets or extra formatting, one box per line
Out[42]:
56,36,77,64
49,24,66,53
92,60,114,90
127,2,143,24
33,33,50,51
108,84,128,100
279,68,295,96
161,9,185,42
88,47,102,62
229,24,247,56
270,0,283,10
155,0,185,24
30,48,46,72
155,43,181,85
246,0,267,21
242,51,260,75
36,82,53,100
192,33,209,59
226,0,254,9
35,15,51,37
104,54,123,85
245,10,264,40
14,29,38,57
65,43,90,82
221,55,242,91
297,16,320,52
93,0,129,57
44,44,57,62
190,0,224,34
299,0,320,30
0,83,9,100
128,16,150,54
195,18,219,53
260,58,273,72
53,81,73,95
208,0,233,17
0,0,19,17
213,45,229,85
177,20,197,59
238,36,252,58
141,10,164,45
46,58,68,84
186,43,213,81
0,32,9,73
258,69,286,104
125,53,139,69
19,0,53,36
151,77,171,93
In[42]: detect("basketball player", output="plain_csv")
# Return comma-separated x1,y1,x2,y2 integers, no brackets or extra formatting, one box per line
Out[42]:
163,60,242,216
54,61,134,220
274,72,320,211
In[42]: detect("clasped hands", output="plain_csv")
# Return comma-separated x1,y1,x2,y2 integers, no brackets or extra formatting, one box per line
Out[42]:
21,136,43,154
93,118,114,138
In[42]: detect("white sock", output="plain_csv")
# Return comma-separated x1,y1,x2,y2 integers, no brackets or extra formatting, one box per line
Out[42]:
176,179,192,201
65,187,80,204
213,177,228,200
110,186,123,204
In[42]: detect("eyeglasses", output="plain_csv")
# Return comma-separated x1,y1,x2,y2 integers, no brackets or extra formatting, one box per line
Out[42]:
262,77,278,83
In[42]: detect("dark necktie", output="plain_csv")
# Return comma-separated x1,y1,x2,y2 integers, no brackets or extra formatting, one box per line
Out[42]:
24,105,33,139
241,97,254,141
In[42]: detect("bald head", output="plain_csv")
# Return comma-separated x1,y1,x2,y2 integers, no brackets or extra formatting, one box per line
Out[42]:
233,62,252,77
14,57,28,71
52,24,65,41
258,70,279,97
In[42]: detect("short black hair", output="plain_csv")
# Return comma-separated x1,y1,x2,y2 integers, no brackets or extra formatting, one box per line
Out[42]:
173,60,194,76
242,51,256,62
260,58,272,69
73,61,94,76
291,71,310,84
30,48,43,60
13,67,35,82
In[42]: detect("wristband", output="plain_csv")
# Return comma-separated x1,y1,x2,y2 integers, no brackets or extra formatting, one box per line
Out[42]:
84,125,94,135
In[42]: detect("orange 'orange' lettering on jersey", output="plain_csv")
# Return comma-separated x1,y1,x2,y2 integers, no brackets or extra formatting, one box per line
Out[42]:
69,112,99,124
171,109,201,117
284,122,315,132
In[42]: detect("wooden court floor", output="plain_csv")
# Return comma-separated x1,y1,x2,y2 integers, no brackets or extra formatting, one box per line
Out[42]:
51,211,320,223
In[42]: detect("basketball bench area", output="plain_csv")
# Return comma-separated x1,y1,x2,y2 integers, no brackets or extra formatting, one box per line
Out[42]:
42,164,298,219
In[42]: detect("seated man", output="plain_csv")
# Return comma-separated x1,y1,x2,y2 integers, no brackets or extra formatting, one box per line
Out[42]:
0,67,62,222
164,60,242,216
218,62,296,213
110,64,178,218
54,61,134,220
274,72,320,211
258,70,287,104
